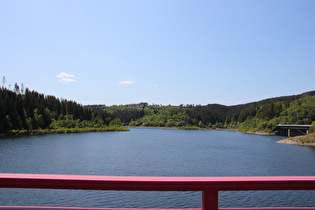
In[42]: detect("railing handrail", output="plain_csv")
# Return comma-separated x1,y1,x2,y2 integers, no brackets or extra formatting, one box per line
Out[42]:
1,173,315,210
1,173,315,191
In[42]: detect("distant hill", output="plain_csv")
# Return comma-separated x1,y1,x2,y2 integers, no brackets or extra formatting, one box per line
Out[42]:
2,83,313,135
87,91,315,133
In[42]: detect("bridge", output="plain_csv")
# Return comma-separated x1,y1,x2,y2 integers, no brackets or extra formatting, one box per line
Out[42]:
277,124,311,137
1,173,315,210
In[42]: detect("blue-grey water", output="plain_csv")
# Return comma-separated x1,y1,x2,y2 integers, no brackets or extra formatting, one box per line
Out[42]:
0,128,315,208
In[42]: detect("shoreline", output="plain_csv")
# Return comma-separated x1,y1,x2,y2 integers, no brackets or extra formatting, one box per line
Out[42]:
241,131,275,136
128,126,238,131
128,126,276,134
0,127,130,137
277,139,315,146
128,126,180,130
277,133,315,147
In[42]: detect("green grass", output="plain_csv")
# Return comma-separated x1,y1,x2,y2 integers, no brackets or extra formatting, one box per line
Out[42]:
179,125,200,130
8,126,129,136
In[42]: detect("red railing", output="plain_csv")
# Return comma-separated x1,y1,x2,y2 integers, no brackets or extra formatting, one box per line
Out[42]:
0,174,315,210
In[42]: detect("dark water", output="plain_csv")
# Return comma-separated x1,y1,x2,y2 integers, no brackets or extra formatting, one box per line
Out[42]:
0,128,315,208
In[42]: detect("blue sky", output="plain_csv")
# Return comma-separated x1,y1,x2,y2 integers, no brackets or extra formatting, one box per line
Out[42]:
1,0,314,106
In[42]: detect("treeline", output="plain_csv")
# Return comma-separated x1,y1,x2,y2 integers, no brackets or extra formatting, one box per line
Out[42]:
238,95,315,133
88,105,146,125
89,91,315,134
0,84,126,134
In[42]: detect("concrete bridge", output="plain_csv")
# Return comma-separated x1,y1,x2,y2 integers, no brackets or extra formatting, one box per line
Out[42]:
277,124,311,137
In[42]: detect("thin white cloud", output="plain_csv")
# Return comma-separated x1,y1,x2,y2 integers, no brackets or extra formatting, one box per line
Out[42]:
153,84,158,87
118,80,135,85
57,72,76,83
59,78,76,84
57,72,74,78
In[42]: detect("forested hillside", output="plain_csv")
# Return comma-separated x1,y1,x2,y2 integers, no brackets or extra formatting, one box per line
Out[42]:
88,91,315,134
1,82,314,135
0,84,127,135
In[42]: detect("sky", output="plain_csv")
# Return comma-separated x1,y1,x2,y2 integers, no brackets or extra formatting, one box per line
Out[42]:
1,0,314,106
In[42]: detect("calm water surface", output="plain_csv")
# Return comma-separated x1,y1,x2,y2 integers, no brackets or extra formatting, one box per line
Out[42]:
0,128,315,208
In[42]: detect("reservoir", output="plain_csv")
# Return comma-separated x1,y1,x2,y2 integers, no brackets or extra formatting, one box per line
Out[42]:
0,128,315,208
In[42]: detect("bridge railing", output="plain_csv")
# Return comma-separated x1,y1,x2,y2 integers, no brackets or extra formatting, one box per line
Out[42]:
1,173,315,210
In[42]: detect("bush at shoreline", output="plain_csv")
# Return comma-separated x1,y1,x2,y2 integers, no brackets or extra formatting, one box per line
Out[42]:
7,126,129,136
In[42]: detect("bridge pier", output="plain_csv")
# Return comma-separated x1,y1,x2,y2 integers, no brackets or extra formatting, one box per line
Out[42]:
277,125,311,137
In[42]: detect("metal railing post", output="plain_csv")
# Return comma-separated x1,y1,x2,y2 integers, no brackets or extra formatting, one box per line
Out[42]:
202,190,218,210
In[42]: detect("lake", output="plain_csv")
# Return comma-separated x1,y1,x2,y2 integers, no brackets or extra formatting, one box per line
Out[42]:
0,128,315,208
